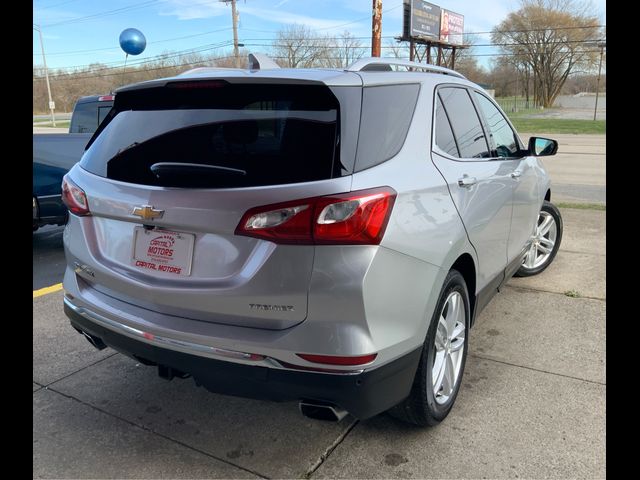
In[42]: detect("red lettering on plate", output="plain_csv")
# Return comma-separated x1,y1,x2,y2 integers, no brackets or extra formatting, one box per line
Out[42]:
135,260,157,270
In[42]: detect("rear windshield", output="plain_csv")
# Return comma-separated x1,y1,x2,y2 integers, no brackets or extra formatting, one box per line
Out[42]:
70,102,100,133
80,83,343,189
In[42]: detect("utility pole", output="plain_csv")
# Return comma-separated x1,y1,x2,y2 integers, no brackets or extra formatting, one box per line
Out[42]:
220,0,240,66
230,0,240,67
34,24,56,127
593,42,605,121
371,0,382,57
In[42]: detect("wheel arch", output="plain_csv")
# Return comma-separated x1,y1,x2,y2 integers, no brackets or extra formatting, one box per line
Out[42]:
450,253,477,327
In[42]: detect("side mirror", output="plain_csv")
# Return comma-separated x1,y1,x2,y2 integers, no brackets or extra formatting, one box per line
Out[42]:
528,137,558,157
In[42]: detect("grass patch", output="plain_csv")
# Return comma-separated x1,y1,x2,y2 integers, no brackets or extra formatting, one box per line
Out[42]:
564,290,581,298
556,202,606,211
33,121,70,128
508,117,606,134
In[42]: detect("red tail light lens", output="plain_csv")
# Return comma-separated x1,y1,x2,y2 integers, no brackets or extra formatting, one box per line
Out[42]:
61,176,90,216
235,187,396,245
296,353,378,366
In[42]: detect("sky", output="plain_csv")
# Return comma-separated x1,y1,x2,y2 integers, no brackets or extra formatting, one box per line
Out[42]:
33,0,607,71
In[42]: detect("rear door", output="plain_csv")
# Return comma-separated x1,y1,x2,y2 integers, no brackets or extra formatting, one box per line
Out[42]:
430,86,513,291
71,80,357,330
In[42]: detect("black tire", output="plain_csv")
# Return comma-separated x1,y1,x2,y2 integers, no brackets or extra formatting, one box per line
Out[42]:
514,200,563,277
388,269,470,427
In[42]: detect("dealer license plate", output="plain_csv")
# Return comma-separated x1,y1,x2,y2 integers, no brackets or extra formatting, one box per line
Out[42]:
132,227,195,277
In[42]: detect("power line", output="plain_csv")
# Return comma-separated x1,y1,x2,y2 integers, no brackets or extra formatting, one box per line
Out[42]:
33,24,606,59
41,0,169,28
36,41,234,78
35,34,605,74
33,48,605,84
245,38,606,49
35,0,83,12
34,54,239,82
34,27,234,56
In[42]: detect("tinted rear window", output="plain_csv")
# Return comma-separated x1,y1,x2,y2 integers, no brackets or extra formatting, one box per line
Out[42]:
80,83,342,188
70,102,99,133
354,84,420,171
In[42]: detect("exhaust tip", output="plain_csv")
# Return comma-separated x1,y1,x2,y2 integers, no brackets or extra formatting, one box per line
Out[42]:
80,331,107,350
299,401,348,422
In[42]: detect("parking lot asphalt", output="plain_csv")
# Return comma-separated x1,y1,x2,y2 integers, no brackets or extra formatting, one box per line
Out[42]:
33,204,605,479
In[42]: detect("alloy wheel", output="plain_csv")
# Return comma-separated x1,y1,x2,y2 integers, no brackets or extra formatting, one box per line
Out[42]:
432,291,466,405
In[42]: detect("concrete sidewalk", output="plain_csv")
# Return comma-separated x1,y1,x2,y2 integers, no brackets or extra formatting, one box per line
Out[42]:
33,206,605,479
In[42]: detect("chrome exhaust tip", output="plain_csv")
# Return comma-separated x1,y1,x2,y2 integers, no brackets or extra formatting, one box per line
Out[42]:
299,401,348,422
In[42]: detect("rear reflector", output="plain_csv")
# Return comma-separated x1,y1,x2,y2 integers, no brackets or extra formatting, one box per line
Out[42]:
235,187,396,245
61,175,90,216
296,353,378,366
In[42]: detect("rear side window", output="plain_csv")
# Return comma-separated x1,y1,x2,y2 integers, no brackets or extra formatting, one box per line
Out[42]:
70,102,98,133
438,87,490,159
434,95,459,157
355,84,420,171
81,83,342,188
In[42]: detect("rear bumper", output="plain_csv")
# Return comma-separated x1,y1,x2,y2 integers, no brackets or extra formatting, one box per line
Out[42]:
64,300,422,420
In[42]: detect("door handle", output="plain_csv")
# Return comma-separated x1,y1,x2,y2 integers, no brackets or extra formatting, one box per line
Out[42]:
511,170,522,178
458,176,477,187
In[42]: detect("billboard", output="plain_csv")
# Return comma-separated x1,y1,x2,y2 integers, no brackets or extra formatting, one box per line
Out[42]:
440,9,464,45
403,0,441,40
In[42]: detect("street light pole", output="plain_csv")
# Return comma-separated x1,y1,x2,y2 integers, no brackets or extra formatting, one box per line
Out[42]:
34,24,56,127
593,42,605,121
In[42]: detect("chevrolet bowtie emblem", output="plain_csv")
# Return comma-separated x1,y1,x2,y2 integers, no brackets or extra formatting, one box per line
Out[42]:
132,205,164,220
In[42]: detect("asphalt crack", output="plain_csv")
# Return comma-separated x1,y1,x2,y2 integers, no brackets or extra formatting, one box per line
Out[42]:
505,284,605,301
469,353,605,386
304,418,359,478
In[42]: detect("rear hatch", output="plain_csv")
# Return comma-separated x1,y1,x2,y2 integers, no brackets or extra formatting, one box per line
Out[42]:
72,78,360,330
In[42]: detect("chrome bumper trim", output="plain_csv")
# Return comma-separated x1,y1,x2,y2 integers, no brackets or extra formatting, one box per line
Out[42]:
63,297,364,375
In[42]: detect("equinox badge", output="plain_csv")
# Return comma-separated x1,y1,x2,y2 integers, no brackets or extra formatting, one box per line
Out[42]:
132,205,164,221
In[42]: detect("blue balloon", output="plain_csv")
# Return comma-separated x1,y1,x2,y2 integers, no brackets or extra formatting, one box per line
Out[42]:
119,28,146,56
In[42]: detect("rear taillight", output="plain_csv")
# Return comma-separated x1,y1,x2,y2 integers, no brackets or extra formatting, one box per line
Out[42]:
296,353,378,366
235,187,396,245
61,176,90,216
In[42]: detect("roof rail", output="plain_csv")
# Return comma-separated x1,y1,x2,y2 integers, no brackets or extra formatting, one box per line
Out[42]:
346,57,465,79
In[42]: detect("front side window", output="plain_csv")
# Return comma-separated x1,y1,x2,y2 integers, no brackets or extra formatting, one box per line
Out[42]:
473,92,520,158
438,87,490,159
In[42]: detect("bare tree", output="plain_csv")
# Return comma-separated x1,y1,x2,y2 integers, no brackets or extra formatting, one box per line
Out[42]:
325,31,366,68
384,38,409,59
270,24,330,68
492,0,602,107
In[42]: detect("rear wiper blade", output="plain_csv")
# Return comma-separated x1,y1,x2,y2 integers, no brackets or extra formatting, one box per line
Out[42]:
150,162,246,178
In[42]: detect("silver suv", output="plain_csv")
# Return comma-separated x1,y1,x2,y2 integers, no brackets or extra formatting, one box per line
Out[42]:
62,57,562,426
